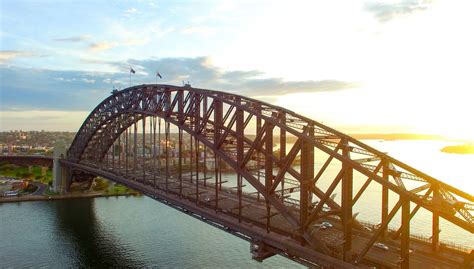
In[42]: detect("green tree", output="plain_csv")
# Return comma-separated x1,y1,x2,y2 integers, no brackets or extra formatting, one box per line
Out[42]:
92,177,109,191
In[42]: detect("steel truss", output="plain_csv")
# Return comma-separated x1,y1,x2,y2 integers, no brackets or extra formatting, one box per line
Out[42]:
65,84,473,268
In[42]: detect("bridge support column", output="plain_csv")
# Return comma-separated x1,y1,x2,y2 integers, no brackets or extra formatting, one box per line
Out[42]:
265,120,275,232
256,104,262,202
342,140,353,262
53,140,69,193
250,240,276,262
300,124,314,231
400,197,410,269
214,99,223,209
279,113,286,202
236,97,244,222
382,159,389,238
194,93,201,205
177,89,184,196
432,187,441,252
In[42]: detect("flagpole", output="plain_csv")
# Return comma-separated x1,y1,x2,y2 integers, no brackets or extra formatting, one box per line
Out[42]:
156,71,162,83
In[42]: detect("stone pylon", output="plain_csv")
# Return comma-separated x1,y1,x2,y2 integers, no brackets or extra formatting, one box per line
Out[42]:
53,140,69,193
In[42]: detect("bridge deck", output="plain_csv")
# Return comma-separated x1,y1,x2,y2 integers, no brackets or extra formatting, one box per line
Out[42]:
65,160,469,268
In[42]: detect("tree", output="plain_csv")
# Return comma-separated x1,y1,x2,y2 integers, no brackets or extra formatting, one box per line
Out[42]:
92,177,109,191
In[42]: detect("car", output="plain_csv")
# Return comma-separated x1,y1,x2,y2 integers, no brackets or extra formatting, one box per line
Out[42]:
374,242,389,251
321,221,333,228
314,221,333,231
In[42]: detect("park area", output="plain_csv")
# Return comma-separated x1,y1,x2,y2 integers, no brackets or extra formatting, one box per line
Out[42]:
0,163,138,200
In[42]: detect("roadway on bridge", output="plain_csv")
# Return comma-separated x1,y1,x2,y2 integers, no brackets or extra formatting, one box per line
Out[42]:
68,160,468,268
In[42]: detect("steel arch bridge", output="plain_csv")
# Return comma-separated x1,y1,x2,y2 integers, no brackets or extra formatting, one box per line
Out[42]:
42,84,474,268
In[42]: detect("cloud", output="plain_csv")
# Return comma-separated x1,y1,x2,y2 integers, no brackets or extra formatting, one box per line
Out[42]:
0,65,115,111
240,79,359,96
82,78,95,84
364,0,432,22
124,8,139,17
53,35,90,42
103,78,121,84
0,57,358,112
0,50,36,63
54,77,95,84
88,41,118,52
126,57,359,97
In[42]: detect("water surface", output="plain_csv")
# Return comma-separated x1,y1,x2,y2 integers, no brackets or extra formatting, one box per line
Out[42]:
0,197,301,268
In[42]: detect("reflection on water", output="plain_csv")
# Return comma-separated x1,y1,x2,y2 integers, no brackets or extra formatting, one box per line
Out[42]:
53,199,143,268
0,197,301,268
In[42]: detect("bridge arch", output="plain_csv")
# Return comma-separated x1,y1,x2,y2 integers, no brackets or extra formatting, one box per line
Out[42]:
64,84,473,267
68,84,312,238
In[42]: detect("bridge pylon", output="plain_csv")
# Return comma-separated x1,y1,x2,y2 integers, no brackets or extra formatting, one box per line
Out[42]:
53,140,69,193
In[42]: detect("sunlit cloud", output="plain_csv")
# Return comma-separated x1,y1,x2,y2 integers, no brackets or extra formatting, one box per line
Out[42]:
0,50,36,63
88,41,118,52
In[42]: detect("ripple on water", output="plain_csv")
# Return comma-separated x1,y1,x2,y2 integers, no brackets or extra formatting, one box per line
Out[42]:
0,197,302,268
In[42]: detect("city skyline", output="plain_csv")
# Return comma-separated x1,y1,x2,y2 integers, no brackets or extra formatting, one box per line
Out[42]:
1,1,473,141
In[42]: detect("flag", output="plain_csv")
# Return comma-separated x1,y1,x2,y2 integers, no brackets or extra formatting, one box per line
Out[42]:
130,67,136,74
156,71,162,79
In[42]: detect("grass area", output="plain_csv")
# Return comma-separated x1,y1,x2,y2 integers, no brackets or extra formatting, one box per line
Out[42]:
0,165,138,197
92,177,135,195
88,177,134,195
105,184,134,195
0,164,52,185
43,188,60,196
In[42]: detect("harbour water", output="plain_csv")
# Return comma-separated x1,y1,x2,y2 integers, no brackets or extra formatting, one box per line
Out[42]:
0,197,302,268
0,140,472,267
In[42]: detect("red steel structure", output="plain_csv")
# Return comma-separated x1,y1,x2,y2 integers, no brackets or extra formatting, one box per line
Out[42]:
8,84,473,268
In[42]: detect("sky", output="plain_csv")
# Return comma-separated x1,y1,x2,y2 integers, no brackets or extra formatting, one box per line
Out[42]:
0,0,473,141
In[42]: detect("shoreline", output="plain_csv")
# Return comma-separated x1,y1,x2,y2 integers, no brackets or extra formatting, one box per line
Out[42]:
0,192,140,204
